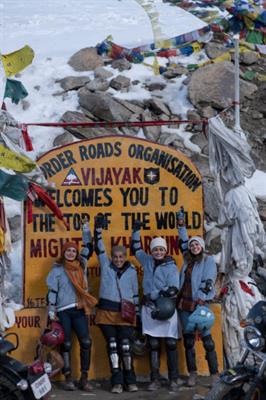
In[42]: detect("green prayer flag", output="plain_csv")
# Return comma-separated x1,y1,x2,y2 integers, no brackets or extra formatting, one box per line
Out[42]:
4,78,28,104
0,169,29,200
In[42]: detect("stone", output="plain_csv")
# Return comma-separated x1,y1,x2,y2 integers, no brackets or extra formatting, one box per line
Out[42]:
94,66,113,79
187,109,201,121
188,62,257,110
202,106,216,119
163,65,188,79
21,100,30,111
53,131,74,147
8,215,21,243
141,110,161,142
240,51,258,66
205,41,228,60
111,58,132,71
60,110,119,138
252,110,264,120
56,76,91,91
114,99,144,115
145,80,167,91
109,75,131,90
190,133,208,154
85,78,109,92
78,88,132,121
202,179,221,221
68,47,104,71
145,98,170,115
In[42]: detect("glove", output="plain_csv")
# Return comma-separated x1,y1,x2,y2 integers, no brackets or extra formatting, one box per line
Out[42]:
132,220,143,232
48,311,56,321
176,206,185,226
94,214,105,229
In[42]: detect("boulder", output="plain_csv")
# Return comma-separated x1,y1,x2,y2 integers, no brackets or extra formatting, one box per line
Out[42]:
145,80,167,91
111,58,132,71
78,88,132,121
202,179,221,221
85,78,109,92
94,66,113,79
145,98,170,115
240,51,258,66
141,110,161,142
60,111,119,138
56,76,91,91
205,41,228,60
188,62,257,110
53,131,74,147
163,65,188,79
110,75,131,91
68,47,104,71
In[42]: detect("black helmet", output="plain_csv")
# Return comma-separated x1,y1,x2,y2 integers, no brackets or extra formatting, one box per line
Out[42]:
151,297,176,320
245,301,266,334
131,331,147,356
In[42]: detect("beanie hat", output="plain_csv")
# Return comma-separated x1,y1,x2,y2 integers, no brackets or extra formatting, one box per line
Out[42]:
150,237,167,252
188,236,205,251
61,241,79,256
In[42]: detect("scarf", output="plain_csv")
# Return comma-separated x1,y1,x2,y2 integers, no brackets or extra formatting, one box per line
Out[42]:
64,260,98,315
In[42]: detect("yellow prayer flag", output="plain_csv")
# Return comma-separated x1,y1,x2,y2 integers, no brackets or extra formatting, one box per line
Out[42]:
212,52,231,63
1,45,34,77
0,144,36,172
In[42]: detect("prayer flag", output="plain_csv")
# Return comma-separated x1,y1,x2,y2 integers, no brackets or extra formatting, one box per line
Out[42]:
0,169,29,200
4,79,28,104
0,144,36,172
1,45,34,77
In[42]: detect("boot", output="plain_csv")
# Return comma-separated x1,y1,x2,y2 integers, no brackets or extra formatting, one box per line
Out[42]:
127,384,138,392
147,379,161,391
78,372,93,392
187,371,197,387
63,373,77,391
111,384,123,394
169,378,184,391
210,373,219,386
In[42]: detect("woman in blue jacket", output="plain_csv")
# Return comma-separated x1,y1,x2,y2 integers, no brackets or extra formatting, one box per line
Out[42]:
46,221,97,391
177,211,218,387
94,214,139,394
132,221,182,392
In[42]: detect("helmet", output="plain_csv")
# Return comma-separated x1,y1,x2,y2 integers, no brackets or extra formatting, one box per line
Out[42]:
186,306,215,332
40,321,65,347
131,331,147,356
151,297,176,321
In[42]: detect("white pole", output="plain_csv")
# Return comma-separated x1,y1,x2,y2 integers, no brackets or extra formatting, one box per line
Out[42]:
234,34,241,133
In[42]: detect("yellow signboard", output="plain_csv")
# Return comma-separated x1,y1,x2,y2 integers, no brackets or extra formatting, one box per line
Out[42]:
16,136,222,378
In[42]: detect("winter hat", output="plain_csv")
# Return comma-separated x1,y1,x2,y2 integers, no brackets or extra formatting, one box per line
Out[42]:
61,241,79,256
150,237,167,252
188,236,205,251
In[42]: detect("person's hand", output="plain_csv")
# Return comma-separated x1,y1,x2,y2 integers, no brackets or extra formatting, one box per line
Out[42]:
94,214,105,229
176,206,185,226
48,311,57,321
132,220,143,232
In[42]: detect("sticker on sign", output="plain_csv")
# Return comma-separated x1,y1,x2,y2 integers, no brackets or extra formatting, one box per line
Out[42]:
30,373,51,399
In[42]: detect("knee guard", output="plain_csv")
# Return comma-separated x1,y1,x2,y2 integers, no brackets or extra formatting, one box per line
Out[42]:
148,336,160,351
165,338,177,351
108,337,119,371
183,333,195,350
79,337,92,351
120,338,132,371
202,335,215,353
61,340,71,353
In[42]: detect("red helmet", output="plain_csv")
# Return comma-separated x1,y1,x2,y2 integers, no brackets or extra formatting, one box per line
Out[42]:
40,321,64,347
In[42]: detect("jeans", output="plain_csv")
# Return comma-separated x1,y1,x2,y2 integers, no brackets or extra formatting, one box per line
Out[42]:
58,307,91,374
